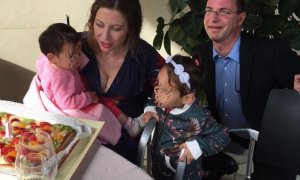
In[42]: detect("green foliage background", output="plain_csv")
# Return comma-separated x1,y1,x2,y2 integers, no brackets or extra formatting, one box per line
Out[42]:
153,0,300,55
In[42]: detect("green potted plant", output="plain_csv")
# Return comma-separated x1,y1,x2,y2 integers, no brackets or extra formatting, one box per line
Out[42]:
153,0,300,55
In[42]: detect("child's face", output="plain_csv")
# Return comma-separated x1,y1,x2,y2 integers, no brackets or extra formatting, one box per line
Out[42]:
55,42,82,71
154,66,183,108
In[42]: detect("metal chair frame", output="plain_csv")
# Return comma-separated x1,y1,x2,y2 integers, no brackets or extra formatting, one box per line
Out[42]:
228,128,259,180
137,119,186,180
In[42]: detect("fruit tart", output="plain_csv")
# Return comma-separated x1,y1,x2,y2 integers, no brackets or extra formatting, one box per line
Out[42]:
0,112,76,169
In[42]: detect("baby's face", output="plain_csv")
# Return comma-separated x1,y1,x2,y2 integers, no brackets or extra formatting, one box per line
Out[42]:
56,42,82,71
154,66,183,108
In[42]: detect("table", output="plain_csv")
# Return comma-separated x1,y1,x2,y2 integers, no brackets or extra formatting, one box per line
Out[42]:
56,119,104,179
0,118,104,180
0,116,152,180
71,141,153,180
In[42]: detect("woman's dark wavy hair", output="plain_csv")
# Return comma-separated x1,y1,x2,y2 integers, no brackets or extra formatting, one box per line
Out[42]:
87,0,142,54
39,23,80,56
165,55,205,98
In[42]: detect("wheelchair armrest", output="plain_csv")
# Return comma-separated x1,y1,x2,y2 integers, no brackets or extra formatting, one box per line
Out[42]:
137,119,157,168
175,148,187,180
228,128,259,141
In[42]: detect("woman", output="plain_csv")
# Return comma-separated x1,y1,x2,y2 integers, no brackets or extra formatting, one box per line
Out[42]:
80,0,164,163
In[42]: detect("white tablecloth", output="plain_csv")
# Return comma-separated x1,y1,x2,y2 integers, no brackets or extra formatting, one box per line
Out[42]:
71,141,153,180
0,141,152,180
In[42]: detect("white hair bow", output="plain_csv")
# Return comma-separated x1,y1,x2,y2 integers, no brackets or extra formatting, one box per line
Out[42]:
165,56,191,89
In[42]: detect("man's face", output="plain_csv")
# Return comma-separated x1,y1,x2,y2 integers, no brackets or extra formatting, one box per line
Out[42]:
204,0,246,45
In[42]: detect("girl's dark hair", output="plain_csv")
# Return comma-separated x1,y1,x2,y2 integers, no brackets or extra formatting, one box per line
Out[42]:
165,55,205,97
39,23,80,56
87,0,142,53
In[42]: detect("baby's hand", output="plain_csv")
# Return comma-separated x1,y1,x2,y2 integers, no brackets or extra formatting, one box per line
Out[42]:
88,91,99,103
142,111,159,124
179,143,194,165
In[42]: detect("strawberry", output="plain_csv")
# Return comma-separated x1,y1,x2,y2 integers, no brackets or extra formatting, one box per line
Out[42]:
0,130,5,137
5,155,15,164
1,146,15,155
39,122,51,127
10,137,20,147
30,122,38,129
19,129,28,136
23,132,33,138
10,118,20,124
28,134,37,142
0,142,5,149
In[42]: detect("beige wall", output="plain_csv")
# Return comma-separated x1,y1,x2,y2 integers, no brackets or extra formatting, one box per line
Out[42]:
0,0,184,71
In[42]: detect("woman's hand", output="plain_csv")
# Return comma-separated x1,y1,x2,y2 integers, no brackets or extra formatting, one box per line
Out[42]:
142,111,159,124
179,143,194,165
294,74,300,93
99,96,123,117
88,91,99,103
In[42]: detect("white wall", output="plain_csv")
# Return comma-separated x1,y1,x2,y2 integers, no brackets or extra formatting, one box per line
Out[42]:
0,0,184,71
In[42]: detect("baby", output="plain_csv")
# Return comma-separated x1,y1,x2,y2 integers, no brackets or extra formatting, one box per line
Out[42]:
37,23,98,111
36,23,137,137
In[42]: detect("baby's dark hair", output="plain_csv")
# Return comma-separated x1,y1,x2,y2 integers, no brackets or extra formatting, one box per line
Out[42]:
39,23,80,56
165,55,205,97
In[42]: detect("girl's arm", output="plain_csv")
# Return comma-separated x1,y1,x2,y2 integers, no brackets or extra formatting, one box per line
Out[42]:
179,114,230,163
188,115,230,156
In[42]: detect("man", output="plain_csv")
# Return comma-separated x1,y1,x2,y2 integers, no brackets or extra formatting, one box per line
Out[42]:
192,0,300,179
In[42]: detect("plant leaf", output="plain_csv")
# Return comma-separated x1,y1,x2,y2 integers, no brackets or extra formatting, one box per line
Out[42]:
153,30,164,50
156,17,165,32
260,15,287,34
281,28,300,42
175,36,190,53
258,0,280,6
278,0,299,17
186,36,201,50
168,19,186,41
295,6,300,19
164,31,171,55
168,0,188,13
245,1,261,14
181,12,204,39
243,14,264,31
188,0,206,15
290,34,300,50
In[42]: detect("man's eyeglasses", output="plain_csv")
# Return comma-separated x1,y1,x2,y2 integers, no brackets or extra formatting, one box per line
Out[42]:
203,9,241,17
